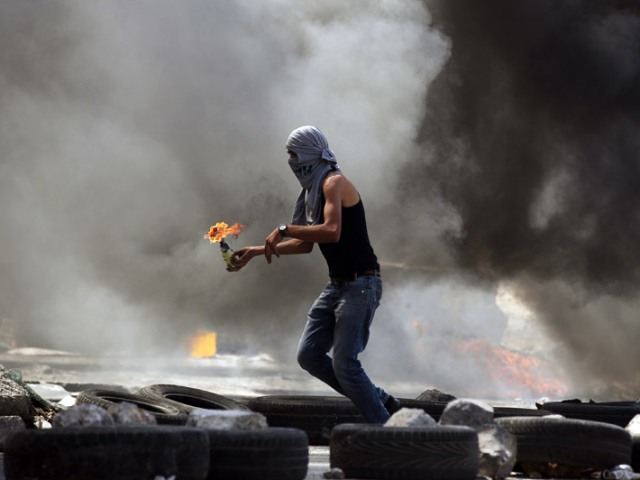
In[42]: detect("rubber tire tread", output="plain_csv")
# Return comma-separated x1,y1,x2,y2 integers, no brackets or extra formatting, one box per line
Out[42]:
536,401,640,427
205,427,308,480
4,426,209,480
496,416,632,468
138,384,250,413
246,395,364,445
330,423,479,480
76,389,188,425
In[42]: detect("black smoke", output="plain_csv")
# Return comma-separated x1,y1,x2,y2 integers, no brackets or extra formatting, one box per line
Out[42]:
400,0,640,396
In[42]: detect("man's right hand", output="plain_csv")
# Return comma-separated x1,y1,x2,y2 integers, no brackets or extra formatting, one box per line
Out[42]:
227,246,258,272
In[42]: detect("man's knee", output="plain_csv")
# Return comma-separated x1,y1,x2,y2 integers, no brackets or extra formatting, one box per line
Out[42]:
297,345,319,371
332,355,361,381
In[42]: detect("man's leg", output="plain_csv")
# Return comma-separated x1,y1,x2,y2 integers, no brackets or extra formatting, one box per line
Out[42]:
332,276,390,423
296,284,345,395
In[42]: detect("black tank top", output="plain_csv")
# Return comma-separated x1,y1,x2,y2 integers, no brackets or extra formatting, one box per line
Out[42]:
319,199,380,277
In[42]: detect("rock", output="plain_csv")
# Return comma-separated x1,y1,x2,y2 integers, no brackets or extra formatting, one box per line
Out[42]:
439,399,517,479
415,388,457,403
186,408,268,430
384,408,438,428
439,398,494,429
51,404,114,428
626,414,640,435
323,467,345,479
0,415,26,449
0,371,35,421
108,401,157,425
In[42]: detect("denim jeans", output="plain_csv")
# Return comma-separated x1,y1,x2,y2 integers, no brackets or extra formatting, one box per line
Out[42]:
296,275,390,423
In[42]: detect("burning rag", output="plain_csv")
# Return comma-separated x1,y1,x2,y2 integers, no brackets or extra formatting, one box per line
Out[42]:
286,125,341,226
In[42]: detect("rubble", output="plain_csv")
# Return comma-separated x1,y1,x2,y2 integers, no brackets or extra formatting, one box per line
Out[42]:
439,398,517,479
625,414,640,435
0,368,35,421
108,401,157,425
0,415,26,449
51,403,114,428
415,388,457,403
384,407,438,428
186,408,268,430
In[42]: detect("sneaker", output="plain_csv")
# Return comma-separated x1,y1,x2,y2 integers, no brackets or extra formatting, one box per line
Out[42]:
384,395,401,416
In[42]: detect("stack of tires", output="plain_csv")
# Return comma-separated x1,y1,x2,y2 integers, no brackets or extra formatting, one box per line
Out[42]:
3,385,309,480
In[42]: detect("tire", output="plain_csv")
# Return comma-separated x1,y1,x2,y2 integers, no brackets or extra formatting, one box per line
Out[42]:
330,423,479,480
4,425,209,480
76,389,188,425
205,427,308,480
138,384,250,414
496,416,632,469
246,395,364,445
631,433,640,472
536,400,640,427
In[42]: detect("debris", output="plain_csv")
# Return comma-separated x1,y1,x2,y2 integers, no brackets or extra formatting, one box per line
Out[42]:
384,408,438,428
187,408,268,430
626,414,640,435
51,403,114,428
600,465,637,480
439,398,517,479
323,467,345,479
108,401,157,425
416,388,457,403
0,416,26,449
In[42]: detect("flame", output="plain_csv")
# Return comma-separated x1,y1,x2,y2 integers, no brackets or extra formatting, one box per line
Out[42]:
189,331,217,358
457,338,568,398
204,221,244,243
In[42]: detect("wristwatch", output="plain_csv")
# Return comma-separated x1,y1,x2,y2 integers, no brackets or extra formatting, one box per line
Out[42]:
278,224,288,237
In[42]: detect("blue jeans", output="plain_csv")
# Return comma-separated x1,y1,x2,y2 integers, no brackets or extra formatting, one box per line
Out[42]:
296,275,390,423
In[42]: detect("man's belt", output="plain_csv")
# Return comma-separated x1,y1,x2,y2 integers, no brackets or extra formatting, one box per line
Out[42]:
329,269,381,284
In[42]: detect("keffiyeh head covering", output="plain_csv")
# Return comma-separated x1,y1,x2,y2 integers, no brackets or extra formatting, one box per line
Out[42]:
286,126,341,226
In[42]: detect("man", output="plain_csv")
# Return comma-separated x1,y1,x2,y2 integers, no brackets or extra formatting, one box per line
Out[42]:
229,125,399,423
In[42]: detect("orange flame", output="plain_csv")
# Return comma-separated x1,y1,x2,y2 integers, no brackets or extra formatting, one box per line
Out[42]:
189,331,217,358
458,338,568,398
204,221,244,243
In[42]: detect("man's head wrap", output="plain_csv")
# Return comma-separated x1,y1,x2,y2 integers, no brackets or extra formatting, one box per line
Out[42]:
286,126,341,226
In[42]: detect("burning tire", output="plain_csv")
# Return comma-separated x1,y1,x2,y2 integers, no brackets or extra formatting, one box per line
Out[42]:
246,395,365,445
536,400,640,427
496,416,632,471
138,384,250,413
205,427,308,480
4,426,209,480
76,389,188,425
330,423,479,480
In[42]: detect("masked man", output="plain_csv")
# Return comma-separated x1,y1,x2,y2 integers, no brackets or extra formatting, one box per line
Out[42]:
230,125,399,423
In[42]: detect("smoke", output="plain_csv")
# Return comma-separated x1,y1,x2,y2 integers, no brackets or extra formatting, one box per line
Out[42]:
398,0,640,397
0,1,452,364
4,0,636,400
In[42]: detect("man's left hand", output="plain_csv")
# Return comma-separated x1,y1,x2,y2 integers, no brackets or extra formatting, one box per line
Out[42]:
264,228,282,263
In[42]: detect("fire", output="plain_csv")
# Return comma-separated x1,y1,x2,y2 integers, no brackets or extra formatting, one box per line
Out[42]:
458,338,568,398
459,339,567,398
204,222,244,243
189,331,217,358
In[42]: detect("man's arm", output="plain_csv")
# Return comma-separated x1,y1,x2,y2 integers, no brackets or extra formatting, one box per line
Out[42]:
228,238,313,271
264,173,344,262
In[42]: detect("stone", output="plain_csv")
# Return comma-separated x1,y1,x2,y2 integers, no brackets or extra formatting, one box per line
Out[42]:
626,414,640,435
323,467,345,479
0,371,35,421
439,398,517,479
51,403,114,428
439,398,494,429
0,415,26,449
108,401,157,425
415,388,457,403
384,408,438,428
186,408,268,430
